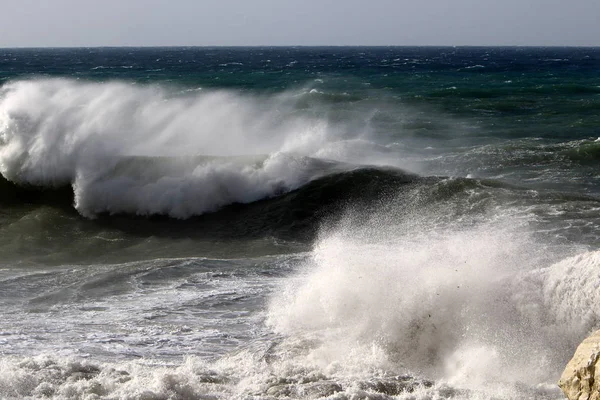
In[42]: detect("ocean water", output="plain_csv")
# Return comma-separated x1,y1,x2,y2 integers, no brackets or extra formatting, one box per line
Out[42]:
1,47,600,399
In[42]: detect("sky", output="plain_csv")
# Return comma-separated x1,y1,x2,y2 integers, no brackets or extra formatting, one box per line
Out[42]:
1,0,600,47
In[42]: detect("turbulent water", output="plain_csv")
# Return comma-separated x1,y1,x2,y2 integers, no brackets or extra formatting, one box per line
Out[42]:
1,47,600,399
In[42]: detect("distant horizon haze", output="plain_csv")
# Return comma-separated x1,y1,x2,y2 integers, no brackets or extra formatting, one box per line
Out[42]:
1,0,599,47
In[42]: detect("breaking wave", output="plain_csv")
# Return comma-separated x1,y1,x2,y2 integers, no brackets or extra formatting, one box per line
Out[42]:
0,78,409,218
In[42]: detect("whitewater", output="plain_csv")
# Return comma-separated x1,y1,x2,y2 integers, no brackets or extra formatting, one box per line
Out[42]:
1,47,600,399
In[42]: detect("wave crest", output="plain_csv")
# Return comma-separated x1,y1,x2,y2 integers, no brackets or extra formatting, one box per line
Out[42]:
0,78,400,218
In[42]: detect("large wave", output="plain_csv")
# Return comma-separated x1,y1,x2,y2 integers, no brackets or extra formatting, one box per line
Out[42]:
0,78,413,218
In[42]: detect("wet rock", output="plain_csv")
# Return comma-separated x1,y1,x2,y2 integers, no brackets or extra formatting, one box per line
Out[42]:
559,330,600,400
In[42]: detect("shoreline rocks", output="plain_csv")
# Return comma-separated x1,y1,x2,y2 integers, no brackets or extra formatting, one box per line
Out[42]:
559,330,600,400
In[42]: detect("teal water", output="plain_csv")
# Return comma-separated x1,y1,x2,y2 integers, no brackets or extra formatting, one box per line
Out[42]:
0,47,599,399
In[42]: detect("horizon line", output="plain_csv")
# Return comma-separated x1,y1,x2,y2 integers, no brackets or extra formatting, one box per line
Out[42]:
2,44,600,50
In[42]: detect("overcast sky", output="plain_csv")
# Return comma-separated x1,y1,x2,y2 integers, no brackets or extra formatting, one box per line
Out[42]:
1,0,599,47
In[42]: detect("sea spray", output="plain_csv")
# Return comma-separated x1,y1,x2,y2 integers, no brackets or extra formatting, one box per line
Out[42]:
267,204,597,397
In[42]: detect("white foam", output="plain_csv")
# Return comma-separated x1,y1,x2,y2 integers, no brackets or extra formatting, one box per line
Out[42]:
266,209,596,395
0,353,460,400
0,355,230,400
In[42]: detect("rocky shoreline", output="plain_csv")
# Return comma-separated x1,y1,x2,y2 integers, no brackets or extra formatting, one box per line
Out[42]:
559,330,600,400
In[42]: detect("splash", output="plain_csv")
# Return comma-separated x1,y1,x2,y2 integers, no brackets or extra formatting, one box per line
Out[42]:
266,205,598,397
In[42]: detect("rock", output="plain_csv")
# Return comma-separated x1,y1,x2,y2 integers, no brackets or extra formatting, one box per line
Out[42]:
559,330,600,400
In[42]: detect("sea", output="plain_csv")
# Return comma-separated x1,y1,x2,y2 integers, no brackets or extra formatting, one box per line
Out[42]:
0,47,599,399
